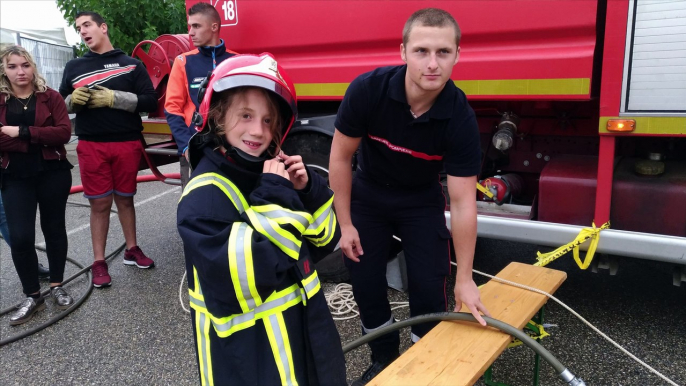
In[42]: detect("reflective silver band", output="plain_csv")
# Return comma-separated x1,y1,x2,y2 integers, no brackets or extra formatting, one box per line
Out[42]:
247,209,301,256
265,313,296,386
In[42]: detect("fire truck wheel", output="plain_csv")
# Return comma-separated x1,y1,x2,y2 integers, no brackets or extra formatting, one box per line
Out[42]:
281,133,331,182
282,133,350,282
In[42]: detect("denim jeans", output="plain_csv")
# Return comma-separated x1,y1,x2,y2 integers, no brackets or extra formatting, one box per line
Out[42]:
0,191,10,247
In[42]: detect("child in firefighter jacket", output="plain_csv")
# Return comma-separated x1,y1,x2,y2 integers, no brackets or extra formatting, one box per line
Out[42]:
176,54,347,385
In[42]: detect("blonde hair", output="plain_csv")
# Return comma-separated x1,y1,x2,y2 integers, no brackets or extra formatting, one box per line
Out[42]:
207,87,283,156
0,45,48,100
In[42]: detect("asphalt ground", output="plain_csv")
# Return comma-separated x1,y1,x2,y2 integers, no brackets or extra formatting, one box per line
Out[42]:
1,140,685,385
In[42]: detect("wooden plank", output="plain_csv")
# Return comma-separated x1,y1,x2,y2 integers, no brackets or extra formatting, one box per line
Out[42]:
370,262,567,386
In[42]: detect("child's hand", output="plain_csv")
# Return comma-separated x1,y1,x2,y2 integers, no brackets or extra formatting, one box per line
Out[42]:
279,153,308,190
263,158,291,181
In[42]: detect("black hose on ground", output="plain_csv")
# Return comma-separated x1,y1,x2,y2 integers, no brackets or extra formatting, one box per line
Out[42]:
342,312,586,386
0,201,126,347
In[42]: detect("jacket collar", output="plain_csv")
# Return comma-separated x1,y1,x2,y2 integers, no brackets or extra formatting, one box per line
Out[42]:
198,39,227,57
202,145,260,194
387,65,456,121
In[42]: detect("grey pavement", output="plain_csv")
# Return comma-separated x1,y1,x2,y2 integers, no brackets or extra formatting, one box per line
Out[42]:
1,142,685,385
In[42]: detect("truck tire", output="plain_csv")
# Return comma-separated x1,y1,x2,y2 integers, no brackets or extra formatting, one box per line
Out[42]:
281,133,332,181
282,133,350,282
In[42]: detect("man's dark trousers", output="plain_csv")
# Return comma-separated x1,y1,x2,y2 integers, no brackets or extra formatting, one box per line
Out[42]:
344,174,452,361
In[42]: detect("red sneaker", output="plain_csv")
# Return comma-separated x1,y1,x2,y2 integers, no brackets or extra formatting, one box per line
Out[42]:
92,260,112,288
123,246,155,269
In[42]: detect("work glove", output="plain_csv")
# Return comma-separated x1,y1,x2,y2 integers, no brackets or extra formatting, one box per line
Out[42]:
87,85,115,109
69,87,90,111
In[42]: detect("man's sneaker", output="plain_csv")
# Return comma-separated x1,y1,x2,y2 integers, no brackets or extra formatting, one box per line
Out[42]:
123,246,155,269
352,361,392,386
91,260,112,288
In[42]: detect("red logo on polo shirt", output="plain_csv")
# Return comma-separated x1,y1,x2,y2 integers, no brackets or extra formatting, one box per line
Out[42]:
368,134,443,161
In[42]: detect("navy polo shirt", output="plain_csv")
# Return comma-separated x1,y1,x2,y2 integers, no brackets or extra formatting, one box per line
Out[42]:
335,65,481,188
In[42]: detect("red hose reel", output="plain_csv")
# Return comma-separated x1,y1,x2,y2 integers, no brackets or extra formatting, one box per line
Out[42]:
131,34,192,118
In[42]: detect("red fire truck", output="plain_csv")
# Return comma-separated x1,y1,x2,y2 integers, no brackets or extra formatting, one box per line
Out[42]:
136,0,686,284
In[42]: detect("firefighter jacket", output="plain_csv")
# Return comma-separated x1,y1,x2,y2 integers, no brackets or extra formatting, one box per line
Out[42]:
177,146,346,386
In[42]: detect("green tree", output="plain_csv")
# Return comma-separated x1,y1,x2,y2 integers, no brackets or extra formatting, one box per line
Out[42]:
56,0,187,55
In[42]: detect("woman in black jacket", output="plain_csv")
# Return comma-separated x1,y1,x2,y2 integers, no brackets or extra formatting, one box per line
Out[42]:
0,45,74,325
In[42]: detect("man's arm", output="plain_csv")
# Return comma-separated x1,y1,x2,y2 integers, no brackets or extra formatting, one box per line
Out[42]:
164,56,194,154
447,174,491,326
131,62,158,113
329,129,363,261
87,63,157,113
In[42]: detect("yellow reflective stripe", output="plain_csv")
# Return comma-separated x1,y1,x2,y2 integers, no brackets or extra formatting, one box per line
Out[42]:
303,196,334,236
295,83,350,97
302,272,321,299
252,204,313,233
228,223,263,313
455,78,590,96
302,196,337,247
189,296,209,313
242,225,262,306
188,267,205,303
246,208,301,259
264,313,298,386
295,78,591,97
181,173,248,212
142,119,172,135
305,211,337,247
212,289,304,338
190,281,306,338
189,289,204,303
195,311,214,386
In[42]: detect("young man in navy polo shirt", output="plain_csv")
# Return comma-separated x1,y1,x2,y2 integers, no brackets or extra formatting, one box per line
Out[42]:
330,8,491,384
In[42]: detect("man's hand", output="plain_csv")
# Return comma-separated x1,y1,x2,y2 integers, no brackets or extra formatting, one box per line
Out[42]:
0,125,20,138
340,224,363,262
453,278,491,326
279,153,308,190
263,158,290,181
70,87,90,110
87,85,114,109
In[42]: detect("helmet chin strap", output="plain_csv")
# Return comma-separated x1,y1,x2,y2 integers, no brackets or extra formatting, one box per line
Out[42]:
222,137,274,173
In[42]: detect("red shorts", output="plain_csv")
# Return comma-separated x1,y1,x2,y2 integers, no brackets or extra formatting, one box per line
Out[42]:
76,140,143,199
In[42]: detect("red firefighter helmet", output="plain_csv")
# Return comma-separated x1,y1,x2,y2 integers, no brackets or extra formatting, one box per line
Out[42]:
193,53,297,142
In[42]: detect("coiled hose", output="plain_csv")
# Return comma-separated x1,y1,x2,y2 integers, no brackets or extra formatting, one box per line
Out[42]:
0,173,179,347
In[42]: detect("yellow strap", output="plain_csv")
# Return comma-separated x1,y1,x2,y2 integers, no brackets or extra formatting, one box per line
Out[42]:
476,182,495,200
507,320,550,348
534,221,610,269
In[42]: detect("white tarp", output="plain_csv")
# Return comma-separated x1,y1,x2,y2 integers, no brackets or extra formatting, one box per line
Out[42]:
1,27,74,90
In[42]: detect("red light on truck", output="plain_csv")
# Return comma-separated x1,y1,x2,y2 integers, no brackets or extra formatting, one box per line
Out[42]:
607,119,635,132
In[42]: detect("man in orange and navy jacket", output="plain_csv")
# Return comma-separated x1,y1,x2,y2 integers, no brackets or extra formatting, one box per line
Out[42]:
164,2,237,186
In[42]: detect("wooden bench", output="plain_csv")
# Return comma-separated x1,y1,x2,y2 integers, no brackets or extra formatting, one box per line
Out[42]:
370,262,567,386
